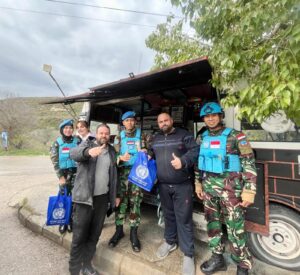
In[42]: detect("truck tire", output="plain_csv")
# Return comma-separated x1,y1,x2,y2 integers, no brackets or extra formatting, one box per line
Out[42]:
248,204,300,271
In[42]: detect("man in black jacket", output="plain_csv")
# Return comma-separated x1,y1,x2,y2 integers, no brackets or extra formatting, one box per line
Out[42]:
69,124,119,275
150,113,199,275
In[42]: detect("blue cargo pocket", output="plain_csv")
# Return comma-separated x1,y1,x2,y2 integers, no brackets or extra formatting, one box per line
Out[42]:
203,156,214,172
205,157,214,172
198,155,205,170
212,155,224,173
199,155,213,172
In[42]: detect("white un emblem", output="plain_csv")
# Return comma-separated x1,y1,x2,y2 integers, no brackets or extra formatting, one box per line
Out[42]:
136,165,149,179
53,202,66,219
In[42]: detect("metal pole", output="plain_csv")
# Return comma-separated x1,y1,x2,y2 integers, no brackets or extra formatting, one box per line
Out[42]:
48,72,77,119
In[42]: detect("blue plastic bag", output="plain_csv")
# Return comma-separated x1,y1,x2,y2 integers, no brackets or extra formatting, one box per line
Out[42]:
46,187,72,226
128,152,157,192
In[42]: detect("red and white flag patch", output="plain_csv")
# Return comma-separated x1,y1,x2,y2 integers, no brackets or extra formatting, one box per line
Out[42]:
237,133,246,140
62,147,70,153
126,141,135,145
210,140,220,148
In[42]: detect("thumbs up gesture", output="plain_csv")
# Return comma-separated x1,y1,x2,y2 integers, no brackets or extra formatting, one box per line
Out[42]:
89,144,106,158
171,153,182,170
120,151,131,162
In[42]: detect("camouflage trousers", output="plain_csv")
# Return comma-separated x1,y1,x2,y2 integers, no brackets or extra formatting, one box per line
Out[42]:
58,171,76,226
115,168,143,227
59,171,76,196
203,175,253,269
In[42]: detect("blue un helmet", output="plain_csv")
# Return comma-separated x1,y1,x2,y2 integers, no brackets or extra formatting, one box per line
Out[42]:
59,119,74,131
200,102,223,118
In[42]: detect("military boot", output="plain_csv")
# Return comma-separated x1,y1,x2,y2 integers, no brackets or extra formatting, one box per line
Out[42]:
200,253,227,274
59,224,67,234
81,264,100,275
67,219,73,233
237,266,249,275
130,226,141,252
108,225,124,247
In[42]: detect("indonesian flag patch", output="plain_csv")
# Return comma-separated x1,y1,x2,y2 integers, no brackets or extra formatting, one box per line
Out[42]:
210,140,220,148
62,147,70,153
237,133,246,140
126,141,135,145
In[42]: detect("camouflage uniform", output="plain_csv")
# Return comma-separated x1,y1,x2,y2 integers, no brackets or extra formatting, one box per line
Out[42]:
113,129,150,227
197,127,257,269
50,138,77,195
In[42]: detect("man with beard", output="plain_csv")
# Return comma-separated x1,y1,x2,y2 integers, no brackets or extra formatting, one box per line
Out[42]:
195,102,257,275
149,113,199,275
50,119,79,234
69,124,119,275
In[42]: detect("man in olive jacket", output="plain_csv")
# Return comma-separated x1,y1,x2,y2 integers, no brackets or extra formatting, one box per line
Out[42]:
69,124,119,275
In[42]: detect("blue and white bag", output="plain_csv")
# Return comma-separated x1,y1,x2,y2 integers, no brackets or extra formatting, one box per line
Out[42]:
128,152,157,192
46,187,72,226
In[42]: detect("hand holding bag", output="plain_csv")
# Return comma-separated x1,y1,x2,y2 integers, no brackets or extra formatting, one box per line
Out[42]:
128,151,157,192
46,187,72,226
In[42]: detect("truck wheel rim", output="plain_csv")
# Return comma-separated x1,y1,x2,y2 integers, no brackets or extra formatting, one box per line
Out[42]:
257,219,300,260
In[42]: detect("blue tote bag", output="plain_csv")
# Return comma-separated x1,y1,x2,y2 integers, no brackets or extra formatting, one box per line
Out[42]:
46,187,72,226
128,152,157,192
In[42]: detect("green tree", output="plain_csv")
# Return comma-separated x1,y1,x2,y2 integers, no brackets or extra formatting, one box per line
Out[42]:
0,93,37,149
146,0,300,124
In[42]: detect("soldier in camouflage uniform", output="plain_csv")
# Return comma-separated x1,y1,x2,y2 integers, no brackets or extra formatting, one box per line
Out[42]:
195,102,257,275
108,111,149,252
50,119,79,234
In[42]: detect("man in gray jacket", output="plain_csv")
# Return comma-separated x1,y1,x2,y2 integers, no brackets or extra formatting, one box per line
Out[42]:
69,124,119,275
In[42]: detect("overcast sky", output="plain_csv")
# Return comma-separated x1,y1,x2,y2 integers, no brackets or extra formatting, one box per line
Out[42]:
0,0,181,98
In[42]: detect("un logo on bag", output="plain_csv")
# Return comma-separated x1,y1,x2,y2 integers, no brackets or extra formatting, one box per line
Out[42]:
52,202,66,220
136,164,149,179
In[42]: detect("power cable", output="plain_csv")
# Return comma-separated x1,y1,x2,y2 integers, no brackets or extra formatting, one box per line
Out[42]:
0,6,157,28
44,0,183,19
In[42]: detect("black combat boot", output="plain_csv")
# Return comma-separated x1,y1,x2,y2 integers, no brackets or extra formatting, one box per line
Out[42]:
130,226,141,252
81,263,100,275
237,266,249,275
108,225,124,247
67,219,73,233
200,253,227,274
59,224,68,234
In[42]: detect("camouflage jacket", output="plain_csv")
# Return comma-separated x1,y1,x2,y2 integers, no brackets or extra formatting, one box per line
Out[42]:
196,127,257,194
50,136,77,179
